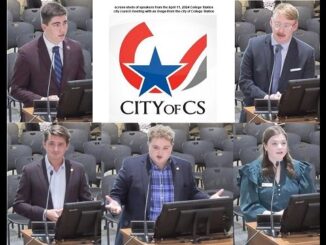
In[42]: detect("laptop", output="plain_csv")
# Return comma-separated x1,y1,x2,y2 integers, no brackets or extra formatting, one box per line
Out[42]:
254,99,279,114
256,214,282,231
33,100,58,117
31,221,56,238
130,221,155,236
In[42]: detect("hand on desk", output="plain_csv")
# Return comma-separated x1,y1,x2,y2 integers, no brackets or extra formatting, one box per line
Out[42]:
263,209,284,216
46,208,63,222
264,92,282,100
41,95,59,101
209,189,224,199
105,195,122,215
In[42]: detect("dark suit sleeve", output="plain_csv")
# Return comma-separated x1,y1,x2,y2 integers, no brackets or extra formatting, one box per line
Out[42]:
239,39,268,102
13,166,45,221
10,48,43,104
78,167,92,201
109,163,130,206
75,47,86,80
302,48,315,79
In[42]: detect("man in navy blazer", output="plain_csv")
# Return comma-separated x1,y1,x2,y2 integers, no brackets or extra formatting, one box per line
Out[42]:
10,2,85,108
239,3,315,121
13,124,91,222
105,125,223,245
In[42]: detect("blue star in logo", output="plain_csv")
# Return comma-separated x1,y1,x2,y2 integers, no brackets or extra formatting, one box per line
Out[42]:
130,47,181,96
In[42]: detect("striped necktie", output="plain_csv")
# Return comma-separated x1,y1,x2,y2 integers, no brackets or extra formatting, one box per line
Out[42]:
52,46,62,88
271,44,283,94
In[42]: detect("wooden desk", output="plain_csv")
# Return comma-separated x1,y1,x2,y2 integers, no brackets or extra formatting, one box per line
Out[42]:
246,222,320,245
120,228,233,245
244,106,319,123
22,107,92,123
21,229,96,245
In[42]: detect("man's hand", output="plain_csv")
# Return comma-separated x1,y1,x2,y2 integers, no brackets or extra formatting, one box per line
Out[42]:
105,195,122,215
41,95,59,101
209,189,224,199
264,92,282,100
46,208,63,222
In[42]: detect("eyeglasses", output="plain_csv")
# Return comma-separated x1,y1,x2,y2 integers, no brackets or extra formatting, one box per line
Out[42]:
272,21,294,31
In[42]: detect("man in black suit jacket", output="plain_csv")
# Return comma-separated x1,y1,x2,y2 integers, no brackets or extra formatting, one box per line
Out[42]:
13,124,91,222
239,3,315,121
105,125,223,245
10,2,85,107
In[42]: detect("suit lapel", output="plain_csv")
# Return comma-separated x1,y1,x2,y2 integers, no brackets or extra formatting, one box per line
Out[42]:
141,156,152,217
38,36,54,87
264,34,274,83
64,160,71,203
61,39,70,88
171,158,183,201
279,38,298,91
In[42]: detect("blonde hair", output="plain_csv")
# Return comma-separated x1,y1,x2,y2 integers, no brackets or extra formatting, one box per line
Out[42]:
272,3,299,21
147,125,175,144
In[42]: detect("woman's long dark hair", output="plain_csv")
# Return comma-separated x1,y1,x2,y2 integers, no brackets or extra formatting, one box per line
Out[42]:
261,125,296,178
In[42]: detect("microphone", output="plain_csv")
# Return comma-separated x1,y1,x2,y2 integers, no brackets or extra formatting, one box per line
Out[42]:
143,170,152,243
267,46,280,121
44,170,54,244
46,50,56,122
268,161,279,237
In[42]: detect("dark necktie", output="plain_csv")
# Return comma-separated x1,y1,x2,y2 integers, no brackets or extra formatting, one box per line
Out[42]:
271,44,283,94
52,46,62,88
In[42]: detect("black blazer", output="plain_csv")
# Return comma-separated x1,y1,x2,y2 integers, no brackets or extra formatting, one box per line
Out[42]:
239,34,315,106
13,159,91,221
10,35,86,107
110,154,209,245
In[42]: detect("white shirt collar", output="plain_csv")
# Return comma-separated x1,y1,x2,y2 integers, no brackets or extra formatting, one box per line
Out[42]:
45,154,66,173
271,34,291,52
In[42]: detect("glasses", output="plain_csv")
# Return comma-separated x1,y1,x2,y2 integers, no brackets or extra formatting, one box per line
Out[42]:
272,21,294,31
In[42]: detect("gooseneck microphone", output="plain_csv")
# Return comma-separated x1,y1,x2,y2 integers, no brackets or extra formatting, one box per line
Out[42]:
46,50,56,122
44,170,53,244
267,47,279,121
143,170,152,243
269,161,279,237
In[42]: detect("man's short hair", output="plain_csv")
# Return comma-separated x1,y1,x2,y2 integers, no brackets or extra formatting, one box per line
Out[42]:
272,3,299,21
147,125,175,144
43,124,71,144
40,2,67,25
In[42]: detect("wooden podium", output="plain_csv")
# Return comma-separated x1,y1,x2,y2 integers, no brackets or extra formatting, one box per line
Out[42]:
120,228,233,245
22,107,92,123
246,222,320,245
21,229,96,245
244,106,319,123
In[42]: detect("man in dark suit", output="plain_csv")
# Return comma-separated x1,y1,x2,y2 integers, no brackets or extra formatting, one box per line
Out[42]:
239,3,315,121
13,124,91,222
105,125,224,245
10,2,85,108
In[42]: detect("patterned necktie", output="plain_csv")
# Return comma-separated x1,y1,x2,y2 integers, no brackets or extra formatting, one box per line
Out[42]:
52,46,62,88
271,44,283,94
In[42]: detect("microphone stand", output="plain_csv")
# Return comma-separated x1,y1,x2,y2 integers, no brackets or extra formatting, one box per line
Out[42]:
44,170,53,244
143,171,152,243
267,161,279,237
267,45,281,122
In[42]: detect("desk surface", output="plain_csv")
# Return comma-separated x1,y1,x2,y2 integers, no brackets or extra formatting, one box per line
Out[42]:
246,222,320,245
22,107,92,123
244,106,319,123
120,228,233,245
21,229,97,245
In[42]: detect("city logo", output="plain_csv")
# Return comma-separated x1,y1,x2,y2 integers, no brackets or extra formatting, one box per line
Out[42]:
119,22,207,97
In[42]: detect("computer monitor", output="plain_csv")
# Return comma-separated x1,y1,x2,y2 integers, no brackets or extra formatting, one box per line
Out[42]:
57,79,92,118
278,77,320,117
280,193,320,233
54,200,102,240
154,197,233,241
